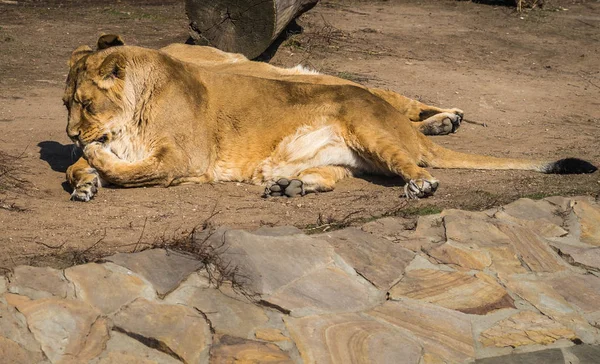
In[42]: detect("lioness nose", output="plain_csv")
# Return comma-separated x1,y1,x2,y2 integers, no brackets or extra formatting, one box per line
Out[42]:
67,130,80,140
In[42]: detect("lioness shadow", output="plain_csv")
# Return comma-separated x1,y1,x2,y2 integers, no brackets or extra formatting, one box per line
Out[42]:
38,141,80,192
361,174,406,188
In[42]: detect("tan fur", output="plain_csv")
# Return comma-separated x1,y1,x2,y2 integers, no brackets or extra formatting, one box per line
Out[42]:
63,38,593,201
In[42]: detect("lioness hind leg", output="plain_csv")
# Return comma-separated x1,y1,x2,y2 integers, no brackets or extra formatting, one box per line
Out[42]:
264,166,352,198
413,112,463,136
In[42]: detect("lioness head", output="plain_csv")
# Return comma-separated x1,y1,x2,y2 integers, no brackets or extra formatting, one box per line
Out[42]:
63,35,129,147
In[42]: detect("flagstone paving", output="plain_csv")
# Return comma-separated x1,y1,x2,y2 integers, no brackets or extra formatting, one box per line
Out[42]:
2,196,600,363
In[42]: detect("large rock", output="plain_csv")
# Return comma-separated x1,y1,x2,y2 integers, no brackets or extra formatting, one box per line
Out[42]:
104,249,203,297
65,262,156,315
319,227,415,289
112,298,212,364
285,312,422,364
164,281,269,338
360,216,416,242
265,265,384,317
367,299,475,363
5,294,109,364
475,348,565,364
90,331,181,364
203,229,336,296
8,266,72,299
479,310,576,347
209,335,293,363
494,210,568,239
389,269,514,315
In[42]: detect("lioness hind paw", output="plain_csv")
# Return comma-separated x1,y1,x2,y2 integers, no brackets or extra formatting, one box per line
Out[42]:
264,178,305,198
70,180,99,202
404,179,439,199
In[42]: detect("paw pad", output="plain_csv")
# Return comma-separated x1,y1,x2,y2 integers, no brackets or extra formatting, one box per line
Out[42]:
404,179,439,199
264,178,305,198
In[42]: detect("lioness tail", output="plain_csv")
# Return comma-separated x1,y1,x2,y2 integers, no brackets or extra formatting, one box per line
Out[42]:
421,134,597,174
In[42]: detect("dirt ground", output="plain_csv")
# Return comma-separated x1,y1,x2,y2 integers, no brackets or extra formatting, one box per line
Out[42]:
0,0,598,269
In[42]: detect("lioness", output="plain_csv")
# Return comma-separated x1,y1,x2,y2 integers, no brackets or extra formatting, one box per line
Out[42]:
63,36,597,201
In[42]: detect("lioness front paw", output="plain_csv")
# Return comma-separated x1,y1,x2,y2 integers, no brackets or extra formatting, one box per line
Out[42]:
264,178,305,198
70,177,99,202
404,179,439,199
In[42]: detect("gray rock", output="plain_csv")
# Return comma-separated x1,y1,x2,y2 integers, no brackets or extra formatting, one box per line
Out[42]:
104,249,203,297
443,209,512,248
266,265,384,317
202,229,336,296
360,216,415,242
112,298,212,364
253,226,304,236
475,349,564,364
565,344,600,364
65,262,156,315
319,227,415,289
499,198,564,226
8,266,71,299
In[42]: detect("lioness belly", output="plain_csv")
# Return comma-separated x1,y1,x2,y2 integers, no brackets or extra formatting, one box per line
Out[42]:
212,123,368,184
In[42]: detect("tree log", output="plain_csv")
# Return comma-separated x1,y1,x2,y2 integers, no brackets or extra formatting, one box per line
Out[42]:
186,0,319,59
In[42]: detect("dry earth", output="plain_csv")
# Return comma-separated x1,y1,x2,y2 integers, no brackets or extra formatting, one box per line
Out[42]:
0,0,599,268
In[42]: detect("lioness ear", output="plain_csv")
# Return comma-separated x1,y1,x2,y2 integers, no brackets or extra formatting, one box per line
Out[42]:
97,34,125,50
97,53,126,89
68,45,93,68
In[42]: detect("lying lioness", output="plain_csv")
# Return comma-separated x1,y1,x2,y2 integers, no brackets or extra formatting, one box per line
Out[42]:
63,35,597,201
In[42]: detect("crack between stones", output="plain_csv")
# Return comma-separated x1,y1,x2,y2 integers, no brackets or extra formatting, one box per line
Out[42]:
256,300,291,315
112,326,185,363
550,246,600,273
192,306,215,335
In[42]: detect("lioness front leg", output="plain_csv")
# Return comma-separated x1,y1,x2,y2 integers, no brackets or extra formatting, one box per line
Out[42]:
84,142,174,187
66,157,101,201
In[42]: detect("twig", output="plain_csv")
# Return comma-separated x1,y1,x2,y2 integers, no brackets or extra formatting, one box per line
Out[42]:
463,118,488,127
132,217,148,253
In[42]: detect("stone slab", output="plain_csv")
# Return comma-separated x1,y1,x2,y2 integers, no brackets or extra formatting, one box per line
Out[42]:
105,249,203,297
496,223,566,273
426,240,492,270
285,312,422,364
209,335,293,363
549,242,600,272
0,335,47,364
319,227,415,289
8,265,71,299
479,310,576,347
572,201,600,246
443,209,512,248
204,229,336,296
164,282,269,338
475,349,564,364
112,298,211,364
367,299,475,363
65,262,156,315
499,198,564,226
5,294,108,364
90,331,181,364
266,265,384,317
389,269,514,315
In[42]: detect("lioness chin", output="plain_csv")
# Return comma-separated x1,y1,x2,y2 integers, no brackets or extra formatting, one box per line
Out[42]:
63,36,597,202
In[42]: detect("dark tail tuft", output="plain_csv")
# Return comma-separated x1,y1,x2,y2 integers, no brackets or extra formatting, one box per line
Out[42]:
544,158,598,174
